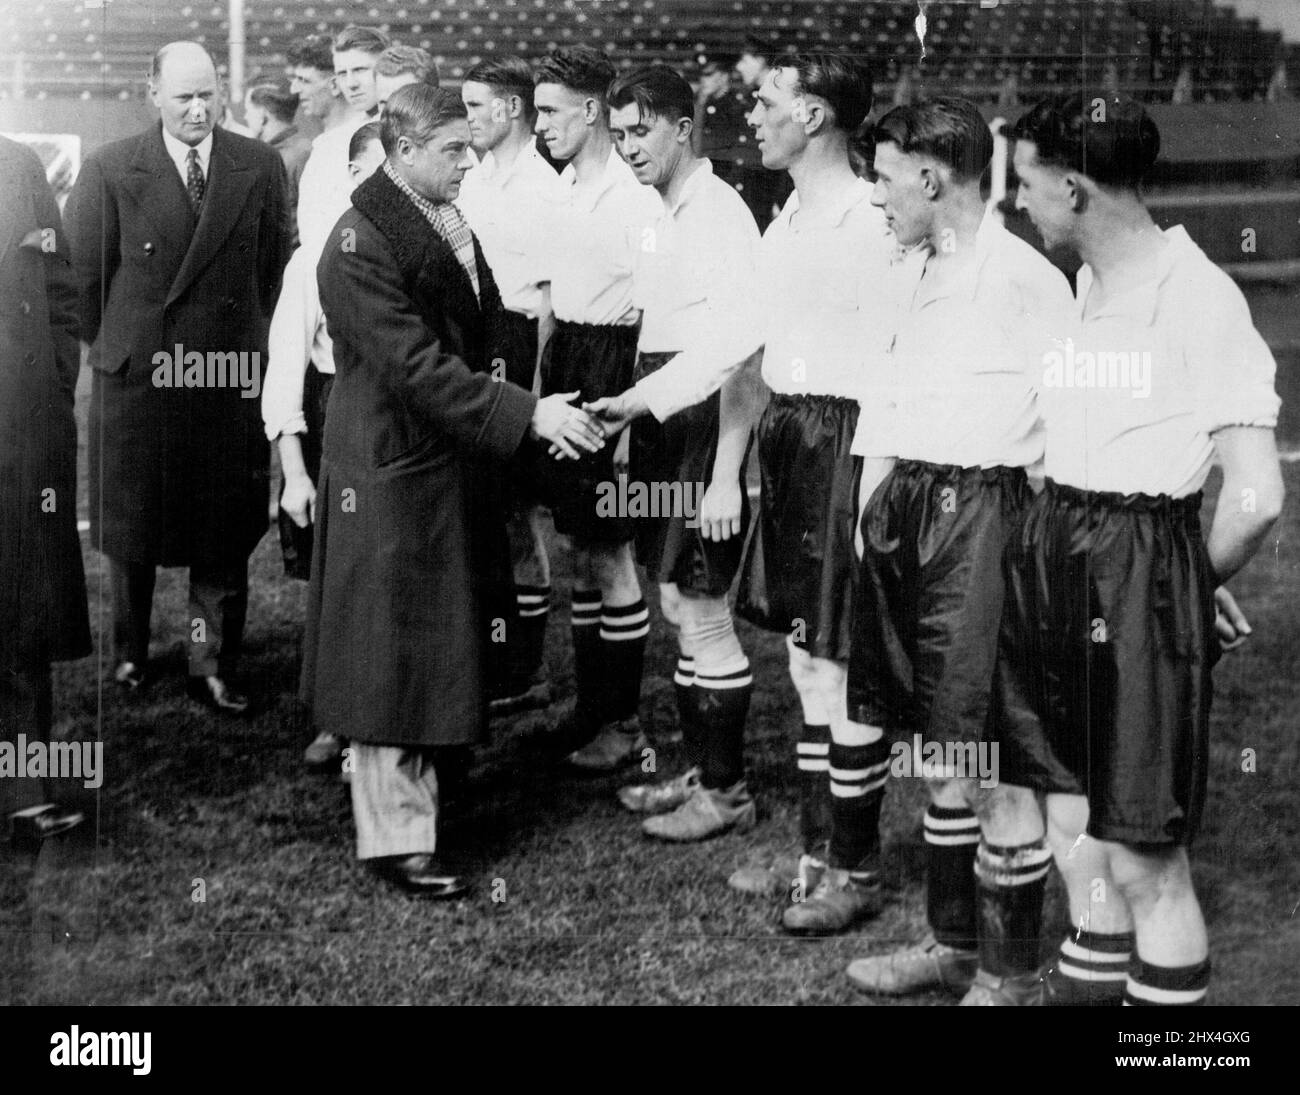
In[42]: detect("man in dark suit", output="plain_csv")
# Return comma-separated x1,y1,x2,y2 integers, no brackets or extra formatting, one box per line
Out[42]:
0,137,92,849
66,41,293,714
302,85,604,896
245,77,313,220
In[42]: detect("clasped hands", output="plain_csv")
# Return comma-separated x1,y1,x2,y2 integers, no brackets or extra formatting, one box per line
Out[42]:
533,389,648,461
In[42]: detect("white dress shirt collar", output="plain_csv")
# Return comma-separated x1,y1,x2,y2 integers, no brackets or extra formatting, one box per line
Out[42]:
161,125,213,183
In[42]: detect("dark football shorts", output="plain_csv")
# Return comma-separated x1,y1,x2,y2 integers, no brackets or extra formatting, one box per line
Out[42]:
991,479,1217,846
277,365,334,581
628,350,749,597
539,320,639,543
847,459,1032,745
737,392,861,662
495,309,543,516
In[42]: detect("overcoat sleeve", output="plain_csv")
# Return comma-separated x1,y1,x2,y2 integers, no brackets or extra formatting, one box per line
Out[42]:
22,149,80,399
320,222,537,461
64,151,118,347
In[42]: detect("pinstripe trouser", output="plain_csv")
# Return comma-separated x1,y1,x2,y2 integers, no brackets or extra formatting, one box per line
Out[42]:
349,744,439,860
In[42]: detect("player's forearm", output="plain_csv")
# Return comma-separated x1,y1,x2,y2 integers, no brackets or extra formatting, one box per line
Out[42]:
277,433,312,485
1206,482,1282,585
709,360,761,485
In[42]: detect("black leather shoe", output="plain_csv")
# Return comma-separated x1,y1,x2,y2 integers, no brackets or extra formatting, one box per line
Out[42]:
186,675,251,716
10,803,85,851
366,854,470,899
113,660,147,690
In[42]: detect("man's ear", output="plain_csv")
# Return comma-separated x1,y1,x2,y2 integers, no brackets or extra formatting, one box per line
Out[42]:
918,162,942,200
1062,172,1086,213
583,96,602,125
507,93,524,121
676,116,693,144
802,99,829,137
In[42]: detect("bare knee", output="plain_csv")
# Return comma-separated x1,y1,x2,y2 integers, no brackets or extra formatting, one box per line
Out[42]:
1107,843,1193,910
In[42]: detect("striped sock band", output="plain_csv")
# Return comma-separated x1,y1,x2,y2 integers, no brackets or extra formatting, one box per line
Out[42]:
516,584,551,620
507,584,550,685
1124,957,1211,1007
924,805,980,950
695,659,752,789
796,724,832,854
826,738,889,871
975,838,1052,976
1050,929,1133,1005
600,599,649,722
599,599,650,642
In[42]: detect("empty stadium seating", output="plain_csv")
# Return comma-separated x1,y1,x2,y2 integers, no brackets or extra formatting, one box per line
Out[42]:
2,1,1297,103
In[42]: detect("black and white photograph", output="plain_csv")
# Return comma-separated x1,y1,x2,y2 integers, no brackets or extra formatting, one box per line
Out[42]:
0,0,1296,1042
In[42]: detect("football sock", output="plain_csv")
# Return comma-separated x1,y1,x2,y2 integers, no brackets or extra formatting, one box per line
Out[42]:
1044,928,1134,1006
695,660,752,790
570,591,603,726
598,598,649,723
1124,957,1211,1006
925,805,980,951
796,723,832,856
673,653,703,769
827,738,889,873
509,583,550,689
974,838,1052,976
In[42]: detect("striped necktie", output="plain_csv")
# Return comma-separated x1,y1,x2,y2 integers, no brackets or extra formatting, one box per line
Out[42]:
185,147,205,211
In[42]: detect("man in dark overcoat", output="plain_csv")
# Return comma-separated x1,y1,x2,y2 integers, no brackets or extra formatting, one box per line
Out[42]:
302,84,604,897
0,137,92,846
65,41,292,713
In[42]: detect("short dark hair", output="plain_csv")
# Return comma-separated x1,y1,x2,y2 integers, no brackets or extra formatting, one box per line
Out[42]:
333,24,390,58
464,57,536,118
349,120,383,162
287,34,333,74
608,65,695,128
380,85,468,156
874,97,993,182
247,79,299,124
741,35,775,65
533,45,617,104
1007,92,1161,190
771,51,874,135
375,45,440,87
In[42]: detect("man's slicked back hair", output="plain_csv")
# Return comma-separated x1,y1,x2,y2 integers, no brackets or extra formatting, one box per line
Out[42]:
348,120,383,162
533,45,617,105
874,96,994,182
771,50,875,135
287,34,334,74
380,84,468,156
375,45,440,87
1007,91,1161,190
464,56,536,118
607,65,695,127
332,24,390,57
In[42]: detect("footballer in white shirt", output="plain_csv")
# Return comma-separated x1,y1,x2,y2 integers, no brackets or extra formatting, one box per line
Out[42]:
1002,92,1283,1008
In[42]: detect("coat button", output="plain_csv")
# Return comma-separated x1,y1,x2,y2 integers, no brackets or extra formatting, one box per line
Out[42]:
143,241,154,253
20,301,31,315
24,352,36,365
226,296,237,308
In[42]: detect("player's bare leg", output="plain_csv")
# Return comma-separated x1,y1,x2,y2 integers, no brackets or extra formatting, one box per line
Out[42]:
1034,793,1135,1005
